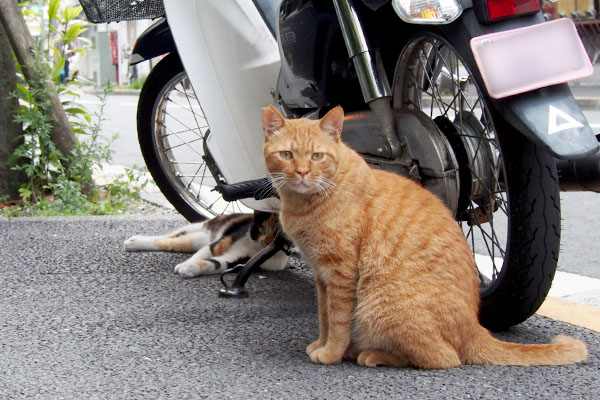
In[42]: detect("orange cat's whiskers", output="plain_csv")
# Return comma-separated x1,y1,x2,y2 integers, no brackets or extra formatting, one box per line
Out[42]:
315,177,338,199
257,175,281,199
320,177,338,190
314,183,329,199
267,172,288,192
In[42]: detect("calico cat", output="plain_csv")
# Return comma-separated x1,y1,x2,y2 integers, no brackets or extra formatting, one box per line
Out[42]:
124,211,290,276
261,104,588,369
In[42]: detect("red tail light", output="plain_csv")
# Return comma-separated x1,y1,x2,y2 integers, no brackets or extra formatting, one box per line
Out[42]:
486,0,541,21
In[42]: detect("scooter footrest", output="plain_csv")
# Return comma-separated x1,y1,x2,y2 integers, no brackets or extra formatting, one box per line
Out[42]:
215,178,276,202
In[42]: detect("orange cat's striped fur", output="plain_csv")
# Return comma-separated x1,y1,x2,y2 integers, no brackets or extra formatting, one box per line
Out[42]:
262,104,588,369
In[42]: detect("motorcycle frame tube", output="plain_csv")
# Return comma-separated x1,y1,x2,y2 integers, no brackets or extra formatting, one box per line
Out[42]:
332,0,392,103
331,0,402,157
163,0,282,212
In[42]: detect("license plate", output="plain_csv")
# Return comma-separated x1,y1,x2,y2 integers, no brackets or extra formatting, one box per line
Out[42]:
470,18,593,99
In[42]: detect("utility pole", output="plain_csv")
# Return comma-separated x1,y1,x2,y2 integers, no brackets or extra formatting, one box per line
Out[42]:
0,0,77,160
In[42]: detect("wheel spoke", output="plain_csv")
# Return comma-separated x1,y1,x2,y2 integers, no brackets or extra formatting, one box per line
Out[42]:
152,68,248,218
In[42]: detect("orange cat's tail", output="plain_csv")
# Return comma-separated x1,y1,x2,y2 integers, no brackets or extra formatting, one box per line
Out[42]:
464,329,588,366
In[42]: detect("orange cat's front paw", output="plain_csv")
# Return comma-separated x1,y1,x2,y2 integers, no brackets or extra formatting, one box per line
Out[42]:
306,340,324,356
309,347,342,365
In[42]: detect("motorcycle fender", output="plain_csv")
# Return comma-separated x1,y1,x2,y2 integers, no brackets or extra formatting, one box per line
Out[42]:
495,84,598,160
441,10,598,160
130,18,176,65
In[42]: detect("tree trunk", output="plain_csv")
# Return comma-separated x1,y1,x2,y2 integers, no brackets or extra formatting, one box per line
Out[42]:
0,21,23,200
0,0,77,159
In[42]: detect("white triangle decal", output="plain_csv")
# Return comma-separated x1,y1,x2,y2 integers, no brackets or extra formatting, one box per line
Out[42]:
548,105,583,135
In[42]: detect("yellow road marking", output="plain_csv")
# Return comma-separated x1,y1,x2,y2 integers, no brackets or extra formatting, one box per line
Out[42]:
536,297,600,333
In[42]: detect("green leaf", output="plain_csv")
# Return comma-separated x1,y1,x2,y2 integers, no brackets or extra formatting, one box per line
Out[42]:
63,5,84,24
15,83,30,100
61,89,81,97
72,128,88,135
49,46,61,59
48,0,60,22
65,48,87,57
63,22,84,43
19,188,32,201
64,107,88,116
51,58,66,84
78,37,93,47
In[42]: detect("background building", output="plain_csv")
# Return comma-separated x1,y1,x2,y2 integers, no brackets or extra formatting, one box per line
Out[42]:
25,0,159,87
78,19,156,87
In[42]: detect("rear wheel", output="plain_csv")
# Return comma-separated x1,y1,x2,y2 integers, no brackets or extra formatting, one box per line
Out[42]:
137,53,249,221
394,34,561,330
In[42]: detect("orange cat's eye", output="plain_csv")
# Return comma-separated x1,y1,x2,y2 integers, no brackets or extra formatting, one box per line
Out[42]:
311,152,324,161
280,151,293,160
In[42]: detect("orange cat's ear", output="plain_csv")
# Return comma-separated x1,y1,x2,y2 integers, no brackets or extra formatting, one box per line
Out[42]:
319,106,344,142
262,105,286,140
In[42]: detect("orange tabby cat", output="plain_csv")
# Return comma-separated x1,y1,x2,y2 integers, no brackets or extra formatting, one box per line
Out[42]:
262,104,588,369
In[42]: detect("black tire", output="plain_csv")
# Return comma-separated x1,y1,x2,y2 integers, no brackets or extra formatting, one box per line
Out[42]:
480,119,561,331
394,34,560,331
137,52,248,222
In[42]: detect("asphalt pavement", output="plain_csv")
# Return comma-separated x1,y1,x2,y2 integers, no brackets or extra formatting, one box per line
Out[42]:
1,214,599,399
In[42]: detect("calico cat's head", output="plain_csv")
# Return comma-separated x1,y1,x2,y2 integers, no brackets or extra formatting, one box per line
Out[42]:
262,105,344,195
250,211,280,247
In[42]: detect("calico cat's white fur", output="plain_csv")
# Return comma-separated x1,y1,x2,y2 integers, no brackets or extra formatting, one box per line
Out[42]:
124,212,289,276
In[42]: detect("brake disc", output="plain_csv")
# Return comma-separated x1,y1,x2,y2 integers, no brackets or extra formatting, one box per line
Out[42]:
434,111,499,221
393,108,460,215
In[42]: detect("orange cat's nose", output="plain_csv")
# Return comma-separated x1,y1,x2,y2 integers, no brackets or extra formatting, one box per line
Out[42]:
296,169,309,178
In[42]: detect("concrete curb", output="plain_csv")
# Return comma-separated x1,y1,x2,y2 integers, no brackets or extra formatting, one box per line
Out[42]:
93,164,174,211
82,86,141,96
575,97,600,110
139,190,175,210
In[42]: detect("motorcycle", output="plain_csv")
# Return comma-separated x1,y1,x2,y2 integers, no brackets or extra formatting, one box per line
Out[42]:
80,0,599,331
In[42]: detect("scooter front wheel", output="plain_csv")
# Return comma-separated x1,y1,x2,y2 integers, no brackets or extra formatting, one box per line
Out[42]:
394,34,561,331
137,53,249,221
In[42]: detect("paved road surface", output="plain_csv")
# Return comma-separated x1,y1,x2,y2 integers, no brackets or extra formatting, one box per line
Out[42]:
1,215,599,399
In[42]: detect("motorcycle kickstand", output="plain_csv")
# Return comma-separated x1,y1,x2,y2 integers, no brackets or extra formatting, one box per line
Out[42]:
219,231,292,298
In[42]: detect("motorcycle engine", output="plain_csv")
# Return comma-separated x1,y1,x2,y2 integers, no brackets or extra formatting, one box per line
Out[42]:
341,108,461,215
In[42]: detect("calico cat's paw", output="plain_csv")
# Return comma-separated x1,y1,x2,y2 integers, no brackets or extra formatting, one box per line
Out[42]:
174,261,202,277
174,260,218,277
124,235,157,251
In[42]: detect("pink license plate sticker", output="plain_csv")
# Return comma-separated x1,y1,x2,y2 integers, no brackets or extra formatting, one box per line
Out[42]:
470,18,593,99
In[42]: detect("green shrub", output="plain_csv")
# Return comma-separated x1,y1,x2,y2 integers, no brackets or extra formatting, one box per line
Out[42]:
126,75,147,90
3,0,149,217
